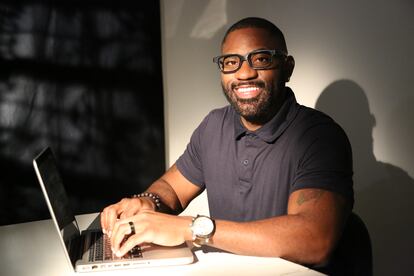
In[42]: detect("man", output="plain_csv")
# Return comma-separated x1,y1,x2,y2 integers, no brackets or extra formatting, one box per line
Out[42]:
101,17,353,269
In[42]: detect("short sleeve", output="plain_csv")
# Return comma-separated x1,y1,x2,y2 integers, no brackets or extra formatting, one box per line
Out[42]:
292,121,354,205
175,115,209,188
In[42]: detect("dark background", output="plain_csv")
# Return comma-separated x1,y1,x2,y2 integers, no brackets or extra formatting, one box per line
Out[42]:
0,1,165,225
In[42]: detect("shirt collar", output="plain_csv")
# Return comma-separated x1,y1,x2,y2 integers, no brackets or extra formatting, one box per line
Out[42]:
233,87,300,143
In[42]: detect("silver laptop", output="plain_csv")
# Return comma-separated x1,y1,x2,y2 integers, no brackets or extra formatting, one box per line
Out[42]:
33,147,194,272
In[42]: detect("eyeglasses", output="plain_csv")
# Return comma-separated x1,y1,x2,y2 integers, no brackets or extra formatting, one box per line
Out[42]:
213,49,287,74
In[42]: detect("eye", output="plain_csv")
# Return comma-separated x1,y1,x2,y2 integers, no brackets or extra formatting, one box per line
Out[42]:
251,53,272,66
223,56,240,67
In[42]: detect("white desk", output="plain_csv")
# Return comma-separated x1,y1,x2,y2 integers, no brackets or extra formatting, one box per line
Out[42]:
0,213,325,276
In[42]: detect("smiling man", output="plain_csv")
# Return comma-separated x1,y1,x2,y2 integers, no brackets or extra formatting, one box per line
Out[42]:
218,26,290,129
101,17,354,274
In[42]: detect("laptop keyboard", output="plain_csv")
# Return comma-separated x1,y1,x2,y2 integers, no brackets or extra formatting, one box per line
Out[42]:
88,232,142,262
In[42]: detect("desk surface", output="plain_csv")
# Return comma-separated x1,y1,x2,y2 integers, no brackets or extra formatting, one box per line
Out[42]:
0,213,325,276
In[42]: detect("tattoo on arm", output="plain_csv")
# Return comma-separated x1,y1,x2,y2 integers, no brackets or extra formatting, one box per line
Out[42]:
296,190,325,206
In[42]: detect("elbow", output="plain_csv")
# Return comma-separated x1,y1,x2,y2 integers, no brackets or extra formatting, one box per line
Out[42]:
306,236,336,266
311,247,332,267
282,235,335,266
300,220,339,266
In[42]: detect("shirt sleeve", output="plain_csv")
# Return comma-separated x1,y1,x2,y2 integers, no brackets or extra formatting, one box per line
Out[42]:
175,115,209,189
292,120,354,205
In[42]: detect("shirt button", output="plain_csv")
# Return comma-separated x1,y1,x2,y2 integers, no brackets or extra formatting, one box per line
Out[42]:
243,159,249,166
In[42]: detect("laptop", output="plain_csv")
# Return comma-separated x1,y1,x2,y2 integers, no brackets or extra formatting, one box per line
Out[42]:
33,147,194,272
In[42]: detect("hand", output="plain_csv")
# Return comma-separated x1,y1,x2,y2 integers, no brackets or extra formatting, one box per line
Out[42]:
110,210,192,257
100,197,155,237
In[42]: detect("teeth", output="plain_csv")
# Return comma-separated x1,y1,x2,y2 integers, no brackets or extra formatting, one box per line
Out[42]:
237,86,259,93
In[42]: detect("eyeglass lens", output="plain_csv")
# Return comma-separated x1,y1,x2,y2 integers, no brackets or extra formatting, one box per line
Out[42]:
220,51,276,72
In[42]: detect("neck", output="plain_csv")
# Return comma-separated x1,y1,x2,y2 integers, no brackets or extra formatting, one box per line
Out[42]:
240,117,262,131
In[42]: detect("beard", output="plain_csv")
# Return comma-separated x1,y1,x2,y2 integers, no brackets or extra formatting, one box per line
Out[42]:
222,80,283,125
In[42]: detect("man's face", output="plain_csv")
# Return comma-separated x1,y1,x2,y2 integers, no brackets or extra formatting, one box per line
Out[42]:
221,27,286,125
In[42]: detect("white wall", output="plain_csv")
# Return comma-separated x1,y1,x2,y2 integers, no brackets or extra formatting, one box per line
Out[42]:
160,1,414,275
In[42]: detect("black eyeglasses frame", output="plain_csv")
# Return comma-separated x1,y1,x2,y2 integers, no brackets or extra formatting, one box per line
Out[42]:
213,49,287,74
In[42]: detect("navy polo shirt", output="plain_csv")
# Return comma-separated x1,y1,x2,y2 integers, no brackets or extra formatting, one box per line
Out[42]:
176,88,353,222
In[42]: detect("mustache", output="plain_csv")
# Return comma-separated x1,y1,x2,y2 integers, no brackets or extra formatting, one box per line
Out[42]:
230,81,265,90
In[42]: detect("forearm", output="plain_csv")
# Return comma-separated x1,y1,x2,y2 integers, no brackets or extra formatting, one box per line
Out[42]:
145,164,201,214
145,178,183,215
209,215,333,265
208,190,350,266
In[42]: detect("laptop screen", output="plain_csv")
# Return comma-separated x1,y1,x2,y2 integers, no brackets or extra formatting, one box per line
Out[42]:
33,147,80,262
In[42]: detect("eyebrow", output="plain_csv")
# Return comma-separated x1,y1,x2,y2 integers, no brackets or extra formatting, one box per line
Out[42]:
221,48,271,55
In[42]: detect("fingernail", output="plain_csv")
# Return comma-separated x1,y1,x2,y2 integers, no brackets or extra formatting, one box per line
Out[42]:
116,251,122,257
102,229,106,234
108,231,112,238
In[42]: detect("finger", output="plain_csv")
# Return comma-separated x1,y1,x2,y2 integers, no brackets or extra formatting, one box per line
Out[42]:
111,221,132,252
100,209,107,233
106,207,121,237
116,232,151,257
101,206,114,234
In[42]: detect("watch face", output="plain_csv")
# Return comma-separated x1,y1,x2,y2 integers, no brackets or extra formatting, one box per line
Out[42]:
194,216,214,236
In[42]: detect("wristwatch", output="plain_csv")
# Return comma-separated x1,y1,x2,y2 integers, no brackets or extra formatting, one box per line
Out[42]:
190,215,216,247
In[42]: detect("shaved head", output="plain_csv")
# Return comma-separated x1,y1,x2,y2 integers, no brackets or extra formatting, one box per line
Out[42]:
222,17,288,53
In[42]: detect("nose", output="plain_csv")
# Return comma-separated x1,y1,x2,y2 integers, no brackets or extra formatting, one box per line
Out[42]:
234,60,258,80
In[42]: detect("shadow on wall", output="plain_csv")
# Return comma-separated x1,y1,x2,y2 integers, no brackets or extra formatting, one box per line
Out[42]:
315,80,414,276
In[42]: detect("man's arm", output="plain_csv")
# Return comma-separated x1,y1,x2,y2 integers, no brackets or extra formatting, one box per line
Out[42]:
209,188,350,265
145,164,203,214
108,183,350,266
100,164,201,236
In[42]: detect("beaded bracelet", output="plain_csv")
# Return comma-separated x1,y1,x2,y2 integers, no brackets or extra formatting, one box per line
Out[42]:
132,192,161,210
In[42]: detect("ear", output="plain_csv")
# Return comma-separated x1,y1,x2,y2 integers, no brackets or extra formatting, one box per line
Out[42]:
283,55,295,82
